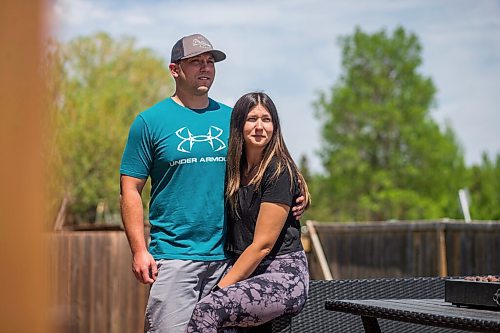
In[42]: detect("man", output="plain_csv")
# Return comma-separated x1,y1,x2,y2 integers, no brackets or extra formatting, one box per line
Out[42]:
120,34,303,333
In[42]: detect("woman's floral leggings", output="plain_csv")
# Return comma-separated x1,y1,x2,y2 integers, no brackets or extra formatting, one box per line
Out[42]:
185,250,309,333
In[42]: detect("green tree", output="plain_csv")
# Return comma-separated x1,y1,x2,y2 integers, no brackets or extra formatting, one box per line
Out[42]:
45,32,174,224
314,26,467,222
468,153,500,220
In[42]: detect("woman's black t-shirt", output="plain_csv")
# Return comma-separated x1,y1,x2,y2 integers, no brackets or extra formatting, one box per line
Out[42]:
227,158,303,257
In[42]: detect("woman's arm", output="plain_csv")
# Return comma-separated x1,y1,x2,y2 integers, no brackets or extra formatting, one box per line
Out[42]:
217,202,290,288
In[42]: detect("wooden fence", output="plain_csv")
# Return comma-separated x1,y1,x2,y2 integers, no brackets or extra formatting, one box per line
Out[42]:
308,220,500,280
49,220,500,332
49,231,149,333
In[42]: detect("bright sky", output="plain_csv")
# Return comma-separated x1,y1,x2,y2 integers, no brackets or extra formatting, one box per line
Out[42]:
50,0,500,172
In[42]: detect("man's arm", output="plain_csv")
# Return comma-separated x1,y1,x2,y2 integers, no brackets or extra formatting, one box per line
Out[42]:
120,175,157,284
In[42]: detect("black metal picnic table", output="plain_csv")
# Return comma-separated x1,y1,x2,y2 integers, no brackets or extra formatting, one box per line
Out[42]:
325,298,500,332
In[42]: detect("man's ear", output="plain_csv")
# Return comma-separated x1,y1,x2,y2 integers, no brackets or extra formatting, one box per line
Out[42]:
169,63,179,78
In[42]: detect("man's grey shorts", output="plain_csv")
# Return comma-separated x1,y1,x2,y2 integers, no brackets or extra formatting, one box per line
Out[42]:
144,258,228,333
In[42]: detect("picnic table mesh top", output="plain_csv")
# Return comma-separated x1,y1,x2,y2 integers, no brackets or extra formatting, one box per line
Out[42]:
326,298,500,332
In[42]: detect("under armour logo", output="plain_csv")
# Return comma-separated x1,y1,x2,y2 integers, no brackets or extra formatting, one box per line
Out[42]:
176,126,226,153
193,38,211,49
494,288,500,307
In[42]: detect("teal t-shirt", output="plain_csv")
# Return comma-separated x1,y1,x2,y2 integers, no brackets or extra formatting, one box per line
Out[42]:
120,97,231,260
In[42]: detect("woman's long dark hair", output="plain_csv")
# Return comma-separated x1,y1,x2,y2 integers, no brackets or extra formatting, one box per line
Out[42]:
226,92,311,216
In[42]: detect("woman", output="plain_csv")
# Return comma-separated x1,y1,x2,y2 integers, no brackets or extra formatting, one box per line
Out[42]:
186,92,311,332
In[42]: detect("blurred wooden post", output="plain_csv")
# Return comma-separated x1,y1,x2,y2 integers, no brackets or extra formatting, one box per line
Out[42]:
0,0,49,332
437,224,448,277
306,220,333,280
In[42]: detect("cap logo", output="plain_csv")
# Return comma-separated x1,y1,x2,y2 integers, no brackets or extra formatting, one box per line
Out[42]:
193,38,211,49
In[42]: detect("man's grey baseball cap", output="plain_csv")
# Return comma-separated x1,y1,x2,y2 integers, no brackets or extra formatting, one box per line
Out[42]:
170,34,226,63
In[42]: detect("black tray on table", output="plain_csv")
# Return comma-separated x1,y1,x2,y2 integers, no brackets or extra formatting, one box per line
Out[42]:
445,277,500,310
